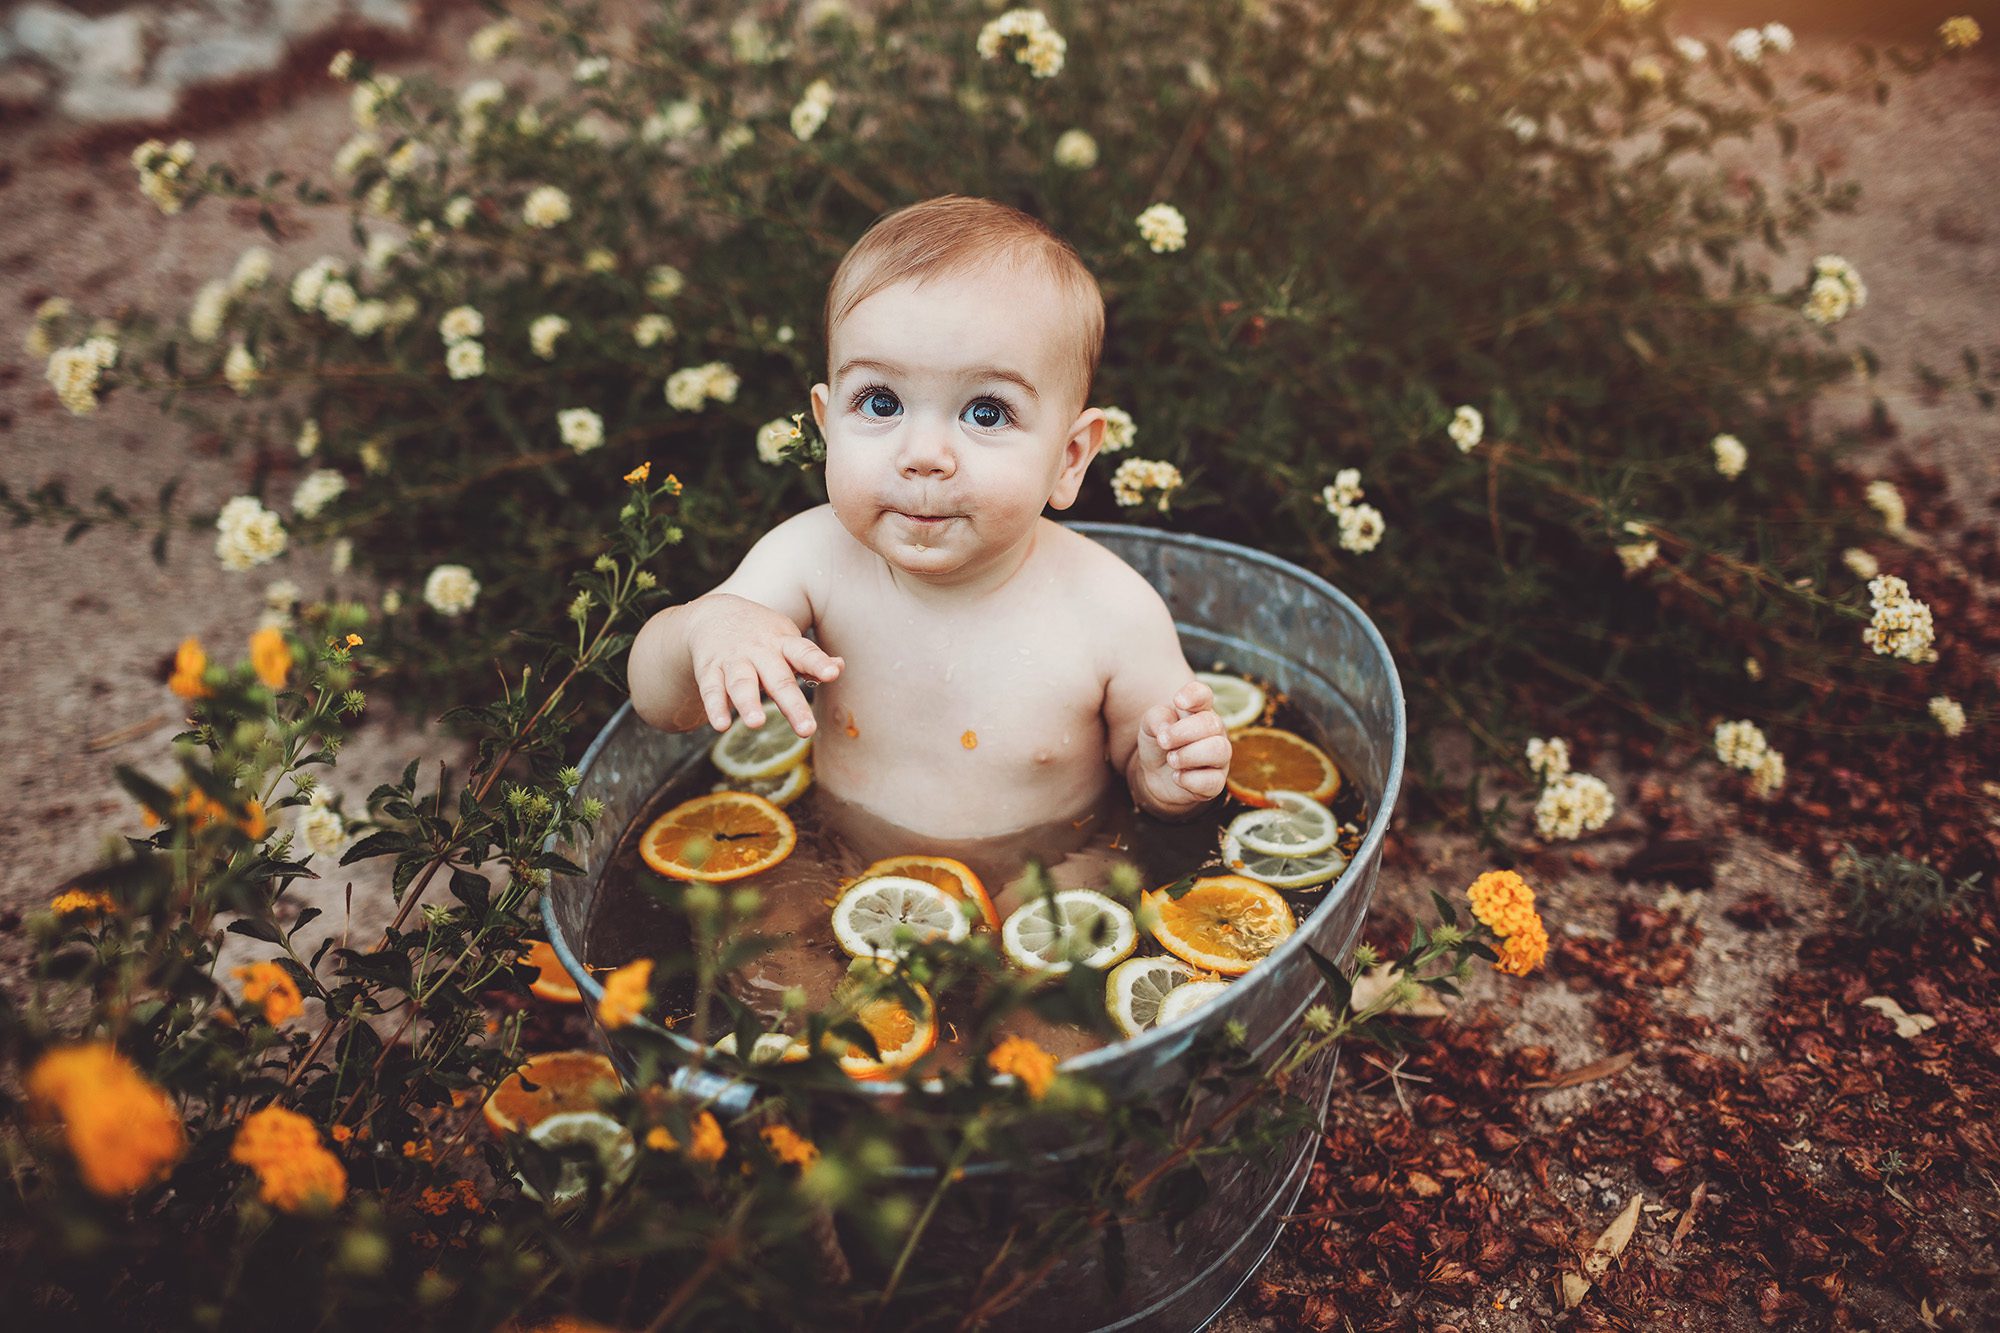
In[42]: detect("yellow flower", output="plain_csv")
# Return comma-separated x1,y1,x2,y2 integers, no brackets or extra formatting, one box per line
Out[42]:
624,461,652,485
687,1110,726,1163
759,1123,820,1168
1493,917,1549,977
51,888,115,917
1941,16,1981,49
644,1125,677,1152
168,637,209,699
231,1105,348,1211
597,959,653,1029
345,632,364,648
240,798,269,841
27,1043,186,1196
249,625,292,688
1466,870,1548,975
663,473,683,495
234,960,303,1025
988,1036,1057,1099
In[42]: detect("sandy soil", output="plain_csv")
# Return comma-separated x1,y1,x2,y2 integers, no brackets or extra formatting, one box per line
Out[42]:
1,8,1994,1330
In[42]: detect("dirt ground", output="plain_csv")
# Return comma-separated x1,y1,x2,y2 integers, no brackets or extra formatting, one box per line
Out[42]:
1,7,1995,1331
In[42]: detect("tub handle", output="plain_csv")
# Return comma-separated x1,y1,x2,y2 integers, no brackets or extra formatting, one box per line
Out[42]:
668,1061,760,1119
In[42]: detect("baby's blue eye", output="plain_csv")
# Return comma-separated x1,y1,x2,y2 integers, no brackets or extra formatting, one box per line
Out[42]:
962,400,1008,429
856,388,901,420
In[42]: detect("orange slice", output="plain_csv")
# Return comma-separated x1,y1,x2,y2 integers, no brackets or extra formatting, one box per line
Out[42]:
639,791,797,882
482,1049,621,1136
832,978,937,1080
1143,875,1298,976
1225,727,1341,808
857,854,1000,930
523,939,583,1004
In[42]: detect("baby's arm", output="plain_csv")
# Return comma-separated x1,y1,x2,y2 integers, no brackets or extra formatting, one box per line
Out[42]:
1100,577,1231,821
627,508,844,738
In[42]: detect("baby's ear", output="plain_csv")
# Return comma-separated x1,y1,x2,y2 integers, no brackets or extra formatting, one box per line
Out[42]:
809,382,830,432
1048,408,1106,511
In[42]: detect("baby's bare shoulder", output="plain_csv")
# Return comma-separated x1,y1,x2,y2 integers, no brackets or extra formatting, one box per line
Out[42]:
1042,522,1173,630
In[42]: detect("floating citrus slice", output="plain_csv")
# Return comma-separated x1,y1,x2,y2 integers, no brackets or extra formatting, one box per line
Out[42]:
1220,829,1348,890
713,1031,813,1065
638,791,796,882
1000,889,1138,973
1106,955,1198,1039
482,1049,621,1136
710,714,813,781
1155,979,1232,1026
858,854,1000,930
1230,790,1338,858
1225,727,1341,808
715,761,812,808
522,938,583,1004
1195,671,1267,731
520,1110,637,1209
832,975,937,1079
1144,875,1298,976
831,875,974,960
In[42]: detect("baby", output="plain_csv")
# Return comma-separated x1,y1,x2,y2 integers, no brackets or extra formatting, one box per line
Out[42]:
628,196,1230,841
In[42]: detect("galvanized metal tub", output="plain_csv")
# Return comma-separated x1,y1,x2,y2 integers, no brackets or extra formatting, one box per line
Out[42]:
543,523,1406,1331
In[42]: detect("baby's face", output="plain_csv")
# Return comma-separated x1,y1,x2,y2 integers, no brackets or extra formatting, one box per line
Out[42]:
811,260,1104,587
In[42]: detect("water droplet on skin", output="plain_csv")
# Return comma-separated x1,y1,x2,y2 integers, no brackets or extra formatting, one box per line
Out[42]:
944,664,955,682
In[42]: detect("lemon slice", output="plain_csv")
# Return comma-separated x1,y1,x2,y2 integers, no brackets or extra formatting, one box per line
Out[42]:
1000,889,1137,973
1230,790,1338,858
710,714,812,780
1196,671,1267,731
1106,955,1197,1038
713,1031,812,1064
1220,829,1347,890
520,1110,637,1210
1155,979,1232,1027
831,875,974,960
714,761,812,808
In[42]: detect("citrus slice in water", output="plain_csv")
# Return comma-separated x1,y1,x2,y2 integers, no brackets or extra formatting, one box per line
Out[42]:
1225,727,1341,808
714,761,812,808
1221,828,1348,890
832,976,937,1080
1000,889,1138,973
831,875,974,960
522,938,583,1004
1195,671,1267,731
1106,955,1199,1038
519,1110,637,1209
1229,790,1338,857
859,854,1000,930
482,1049,621,1136
1154,979,1233,1027
713,1031,813,1065
639,791,796,882
710,714,813,780
1144,876,1297,976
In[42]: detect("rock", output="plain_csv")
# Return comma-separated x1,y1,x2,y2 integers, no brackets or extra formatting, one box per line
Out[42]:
153,34,285,90
59,80,177,124
270,0,354,42
354,0,419,37
73,13,150,85
10,4,94,68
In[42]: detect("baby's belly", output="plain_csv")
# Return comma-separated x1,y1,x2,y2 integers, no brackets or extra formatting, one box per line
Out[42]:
808,686,1110,841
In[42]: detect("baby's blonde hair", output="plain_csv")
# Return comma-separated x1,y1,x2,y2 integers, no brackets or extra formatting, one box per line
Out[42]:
823,195,1105,410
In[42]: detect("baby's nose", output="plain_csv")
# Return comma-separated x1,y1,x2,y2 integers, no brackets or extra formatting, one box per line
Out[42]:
897,431,957,478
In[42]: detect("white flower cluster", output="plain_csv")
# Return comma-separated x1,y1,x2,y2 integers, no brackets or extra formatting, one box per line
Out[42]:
298,793,347,857
1616,521,1659,574
261,578,299,629
1448,404,1483,453
976,9,1067,78
523,184,573,229
573,55,610,84
1674,36,1709,62
23,295,71,357
457,79,507,143
647,265,687,301
644,100,705,145
440,305,486,381
292,469,348,520
1053,129,1098,170
756,416,802,465
469,18,519,61
44,337,117,416
215,496,288,572
132,138,195,215
224,340,260,395
1524,735,1615,841
791,79,835,140
351,74,402,130
1416,0,1467,36
1099,406,1137,453
1864,478,1907,534
558,407,605,453
1803,254,1867,327
1713,719,1786,798
1136,203,1188,254
530,314,570,360
1929,695,1967,737
424,564,480,616
1711,433,1747,479
717,124,755,157
1726,23,1794,63
328,49,355,80
1861,574,1937,664
1841,547,1879,580
295,419,321,457
1319,468,1386,554
333,132,379,178
632,314,676,348
1110,458,1185,511
664,362,740,411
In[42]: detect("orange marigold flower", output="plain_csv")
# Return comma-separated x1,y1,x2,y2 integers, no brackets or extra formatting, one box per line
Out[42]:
231,1105,347,1211
26,1043,186,1197
234,960,303,1025
51,888,115,917
623,461,651,485
1466,869,1540,940
759,1123,819,1169
345,633,364,648
644,1125,677,1152
687,1111,726,1163
168,637,209,700
988,1036,1058,1100
239,798,269,841
597,959,653,1030
1493,916,1550,977
663,473,682,495
329,1123,354,1143
249,625,292,688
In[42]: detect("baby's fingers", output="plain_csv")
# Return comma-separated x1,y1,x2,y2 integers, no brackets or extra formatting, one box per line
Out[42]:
1166,735,1231,772
1174,765,1227,799
1173,679,1215,717
783,637,844,682
696,666,734,733
722,662,768,729
755,652,818,737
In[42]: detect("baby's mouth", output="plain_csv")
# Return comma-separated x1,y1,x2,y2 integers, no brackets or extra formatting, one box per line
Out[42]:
891,509,957,525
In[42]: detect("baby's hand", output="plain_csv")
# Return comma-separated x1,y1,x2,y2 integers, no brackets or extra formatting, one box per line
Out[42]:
684,593,843,737
1134,680,1231,811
